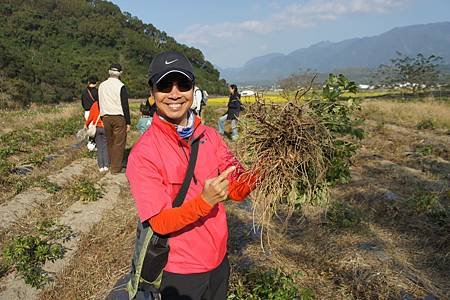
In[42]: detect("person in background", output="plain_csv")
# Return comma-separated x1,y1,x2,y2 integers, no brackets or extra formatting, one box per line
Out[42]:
84,99,109,172
200,90,208,123
98,63,131,174
81,75,98,120
126,50,259,299
81,75,99,151
191,86,208,123
217,84,241,140
136,95,156,135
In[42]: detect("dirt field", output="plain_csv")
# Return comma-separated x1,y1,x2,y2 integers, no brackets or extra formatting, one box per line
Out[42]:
0,97,448,299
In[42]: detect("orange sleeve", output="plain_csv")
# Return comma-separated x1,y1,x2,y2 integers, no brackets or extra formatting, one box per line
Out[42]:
149,194,212,235
228,170,259,202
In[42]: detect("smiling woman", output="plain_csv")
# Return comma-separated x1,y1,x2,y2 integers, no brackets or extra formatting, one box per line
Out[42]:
118,50,261,300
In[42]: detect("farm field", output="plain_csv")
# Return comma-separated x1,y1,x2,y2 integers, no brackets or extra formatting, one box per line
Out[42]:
0,96,449,299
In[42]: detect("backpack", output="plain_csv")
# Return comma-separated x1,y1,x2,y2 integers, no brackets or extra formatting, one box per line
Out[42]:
200,89,208,106
192,87,208,115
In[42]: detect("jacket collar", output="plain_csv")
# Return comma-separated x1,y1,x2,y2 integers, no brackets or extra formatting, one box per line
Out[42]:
152,111,203,145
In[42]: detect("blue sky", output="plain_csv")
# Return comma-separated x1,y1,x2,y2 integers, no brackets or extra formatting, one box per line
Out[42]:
110,0,450,68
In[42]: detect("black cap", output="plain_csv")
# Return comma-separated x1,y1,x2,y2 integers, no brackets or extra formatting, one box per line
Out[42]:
148,51,194,86
109,63,122,72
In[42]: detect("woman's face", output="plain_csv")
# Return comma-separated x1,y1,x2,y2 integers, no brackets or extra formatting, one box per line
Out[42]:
229,86,234,94
152,73,194,126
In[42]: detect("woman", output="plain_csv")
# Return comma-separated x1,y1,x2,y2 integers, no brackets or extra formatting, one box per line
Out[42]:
84,100,109,172
126,51,258,299
217,84,241,140
81,75,98,120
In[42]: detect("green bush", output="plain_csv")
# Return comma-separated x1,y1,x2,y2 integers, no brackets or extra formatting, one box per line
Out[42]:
2,220,73,288
310,74,364,187
416,144,434,156
326,202,361,228
228,268,314,300
416,118,435,130
427,207,449,227
69,178,103,202
35,177,61,194
408,191,441,213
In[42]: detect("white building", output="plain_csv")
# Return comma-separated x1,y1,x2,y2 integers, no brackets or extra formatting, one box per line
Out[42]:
241,90,256,97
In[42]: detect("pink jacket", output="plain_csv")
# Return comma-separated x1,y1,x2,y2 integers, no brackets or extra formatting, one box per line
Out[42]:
126,114,244,274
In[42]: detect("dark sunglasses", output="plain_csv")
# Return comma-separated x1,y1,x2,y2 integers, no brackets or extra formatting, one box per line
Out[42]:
156,77,193,93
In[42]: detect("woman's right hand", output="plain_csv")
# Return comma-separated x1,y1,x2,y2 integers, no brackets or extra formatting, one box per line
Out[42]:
201,166,236,206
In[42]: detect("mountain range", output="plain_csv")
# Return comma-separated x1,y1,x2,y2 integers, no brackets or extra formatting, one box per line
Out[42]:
220,22,450,85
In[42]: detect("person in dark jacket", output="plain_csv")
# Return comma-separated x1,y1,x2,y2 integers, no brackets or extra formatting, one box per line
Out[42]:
81,75,99,120
217,84,241,140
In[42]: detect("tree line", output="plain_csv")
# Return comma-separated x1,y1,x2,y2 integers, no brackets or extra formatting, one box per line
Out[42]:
277,52,448,93
0,0,228,108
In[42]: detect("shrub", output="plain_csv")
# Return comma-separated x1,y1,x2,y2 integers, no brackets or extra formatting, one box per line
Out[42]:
228,268,313,300
69,178,103,202
35,177,61,194
2,220,73,288
326,202,361,229
416,118,435,130
416,144,434,156
408,191,441,213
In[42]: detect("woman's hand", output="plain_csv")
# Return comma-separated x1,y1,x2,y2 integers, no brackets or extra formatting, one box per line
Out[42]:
201,166,236,206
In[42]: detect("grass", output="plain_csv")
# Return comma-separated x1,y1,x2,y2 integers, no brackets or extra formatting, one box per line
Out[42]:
362,99,450,130
209,94,287,105
0,104,80,134
0,103,85,200
2,95,449,298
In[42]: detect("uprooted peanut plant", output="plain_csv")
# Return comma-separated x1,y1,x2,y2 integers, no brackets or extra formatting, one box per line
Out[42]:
236,74,364,246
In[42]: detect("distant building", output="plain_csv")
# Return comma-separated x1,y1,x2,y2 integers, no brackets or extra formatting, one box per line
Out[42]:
358,84,375,90
241,90,256,96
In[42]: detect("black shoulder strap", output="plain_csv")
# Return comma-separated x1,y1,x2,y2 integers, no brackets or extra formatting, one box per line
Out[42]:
172,136,201,208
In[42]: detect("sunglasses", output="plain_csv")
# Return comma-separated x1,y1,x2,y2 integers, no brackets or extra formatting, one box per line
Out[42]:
156,76,193,93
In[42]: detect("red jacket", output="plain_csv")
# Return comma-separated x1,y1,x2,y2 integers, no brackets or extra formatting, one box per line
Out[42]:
126,114,254,274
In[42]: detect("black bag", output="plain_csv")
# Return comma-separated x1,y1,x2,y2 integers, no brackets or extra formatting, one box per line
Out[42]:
140,229,169,283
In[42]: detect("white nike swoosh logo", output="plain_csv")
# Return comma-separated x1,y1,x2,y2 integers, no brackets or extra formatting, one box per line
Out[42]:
165,59,178,64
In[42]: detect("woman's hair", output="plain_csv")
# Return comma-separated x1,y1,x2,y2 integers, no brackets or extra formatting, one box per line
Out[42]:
87,75,98,84
230,84,239,97
140,100,152,116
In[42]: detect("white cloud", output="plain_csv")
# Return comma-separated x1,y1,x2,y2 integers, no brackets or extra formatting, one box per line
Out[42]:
176,0,409,46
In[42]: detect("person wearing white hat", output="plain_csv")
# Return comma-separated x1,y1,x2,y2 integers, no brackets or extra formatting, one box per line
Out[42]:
98,63,130,174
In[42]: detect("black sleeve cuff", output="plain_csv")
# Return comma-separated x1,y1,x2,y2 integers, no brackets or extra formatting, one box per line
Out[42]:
120,86,131,125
